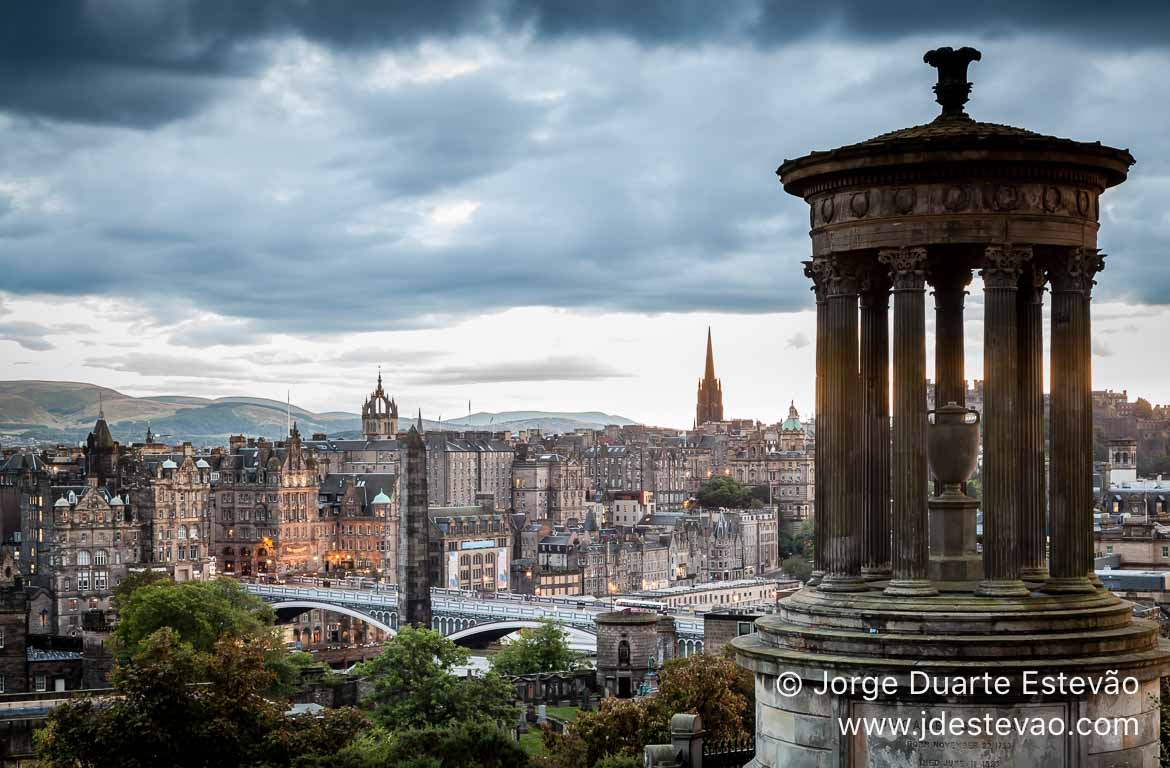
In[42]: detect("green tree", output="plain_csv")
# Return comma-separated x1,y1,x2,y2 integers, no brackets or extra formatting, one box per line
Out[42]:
113,577,296,692
112,569,172,611
539,697,665,768
324,722,530,768
592,757,641,768
355,626,517,731
115,578,277,657
781,554,813,583
539,652,753,767
36,628,366,768
490,620,586,677
696,476,751,509
656,653,752,743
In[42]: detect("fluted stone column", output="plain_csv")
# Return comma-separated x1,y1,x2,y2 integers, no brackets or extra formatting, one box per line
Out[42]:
804,261,827,587
818,258,867,593
1044,249,1104,595
880,247,936,596
1018,263,1049,581
860,268,891,578
933,265,971,413
977,244,1031,597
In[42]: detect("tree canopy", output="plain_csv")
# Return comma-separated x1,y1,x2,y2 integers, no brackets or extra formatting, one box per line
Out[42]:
538,652,752,768
695,476,752,509
355,626,517,732
490,620,587,677
113,576,297,692
36,628,366,768
323,722,531,768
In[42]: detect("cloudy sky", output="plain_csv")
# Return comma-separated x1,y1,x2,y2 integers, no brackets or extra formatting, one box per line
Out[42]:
1,2,1169,428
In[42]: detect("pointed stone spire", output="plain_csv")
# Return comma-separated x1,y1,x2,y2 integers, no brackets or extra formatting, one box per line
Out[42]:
417,408,423,431
696,326,724,425
704,326,716,381
98,391,105,421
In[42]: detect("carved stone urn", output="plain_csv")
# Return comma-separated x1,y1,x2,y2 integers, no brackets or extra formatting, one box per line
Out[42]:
927,401,980,495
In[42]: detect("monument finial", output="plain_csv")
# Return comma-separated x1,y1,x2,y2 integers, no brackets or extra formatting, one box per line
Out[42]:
923,46,982,119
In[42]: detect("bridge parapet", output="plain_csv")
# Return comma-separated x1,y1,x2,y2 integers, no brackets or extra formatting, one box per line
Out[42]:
243,583,704,641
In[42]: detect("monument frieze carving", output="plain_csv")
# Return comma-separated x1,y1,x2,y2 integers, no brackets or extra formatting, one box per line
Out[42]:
810,181,1099,228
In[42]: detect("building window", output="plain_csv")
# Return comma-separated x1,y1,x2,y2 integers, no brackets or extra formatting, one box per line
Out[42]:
77,550,91,566
0,674,5,693
68,599,78,612
1162,546,1168,558
77,572,90,591
35,674,46,692
94,549,108,566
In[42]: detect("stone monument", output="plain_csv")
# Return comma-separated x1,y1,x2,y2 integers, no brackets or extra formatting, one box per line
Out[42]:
399,423,431,628
595,611,661,698
734,47,1170,767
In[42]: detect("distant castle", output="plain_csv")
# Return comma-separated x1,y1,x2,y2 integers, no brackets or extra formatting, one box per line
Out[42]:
695,327,724,426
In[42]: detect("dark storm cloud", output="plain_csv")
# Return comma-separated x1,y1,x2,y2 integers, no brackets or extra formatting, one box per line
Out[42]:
4,1,1168,126
2,4,1170,341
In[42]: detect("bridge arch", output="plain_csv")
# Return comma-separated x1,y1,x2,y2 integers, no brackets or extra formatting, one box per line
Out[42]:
445,620,597,647
270,600,397,636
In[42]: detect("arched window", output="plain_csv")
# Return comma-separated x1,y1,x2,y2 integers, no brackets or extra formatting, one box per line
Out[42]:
94,550,109,566
77,551,91,566
189,526,199,540
177,527,187,540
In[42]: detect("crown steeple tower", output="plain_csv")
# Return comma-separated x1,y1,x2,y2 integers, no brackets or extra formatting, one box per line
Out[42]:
362,368,399,440
695,326,724,426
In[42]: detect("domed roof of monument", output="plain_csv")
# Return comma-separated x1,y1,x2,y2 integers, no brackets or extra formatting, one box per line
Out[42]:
372,489,391,504
778,46,1134,197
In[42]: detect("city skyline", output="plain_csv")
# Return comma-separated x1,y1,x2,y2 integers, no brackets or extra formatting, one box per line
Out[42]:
3,5,1170,428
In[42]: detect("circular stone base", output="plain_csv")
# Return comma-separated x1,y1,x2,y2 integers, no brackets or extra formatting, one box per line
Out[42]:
734,586,1170,767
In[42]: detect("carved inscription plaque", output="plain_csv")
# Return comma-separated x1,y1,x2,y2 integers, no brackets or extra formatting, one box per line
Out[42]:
849,701,1070,768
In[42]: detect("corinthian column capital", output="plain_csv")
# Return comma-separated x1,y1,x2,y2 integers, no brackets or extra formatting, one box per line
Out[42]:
879,246,928,290
1048,248,1105,294
821,258,861,297
803,259,828,303
981,244,1032,288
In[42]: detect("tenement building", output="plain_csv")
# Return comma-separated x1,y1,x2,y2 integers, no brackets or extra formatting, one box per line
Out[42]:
511,448,586,524
50,479,144,636
734,47,1170,766
317,473,398,577
129,450,213,583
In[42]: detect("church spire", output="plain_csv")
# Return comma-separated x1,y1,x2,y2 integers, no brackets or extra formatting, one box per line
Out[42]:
98,391,105,421
704,326,716,381
695,326,724,426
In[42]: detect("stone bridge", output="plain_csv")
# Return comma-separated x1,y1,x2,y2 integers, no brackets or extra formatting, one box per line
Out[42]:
243,583,705,655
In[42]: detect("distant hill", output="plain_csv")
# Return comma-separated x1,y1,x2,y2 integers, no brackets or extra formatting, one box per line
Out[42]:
0,381,638,446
